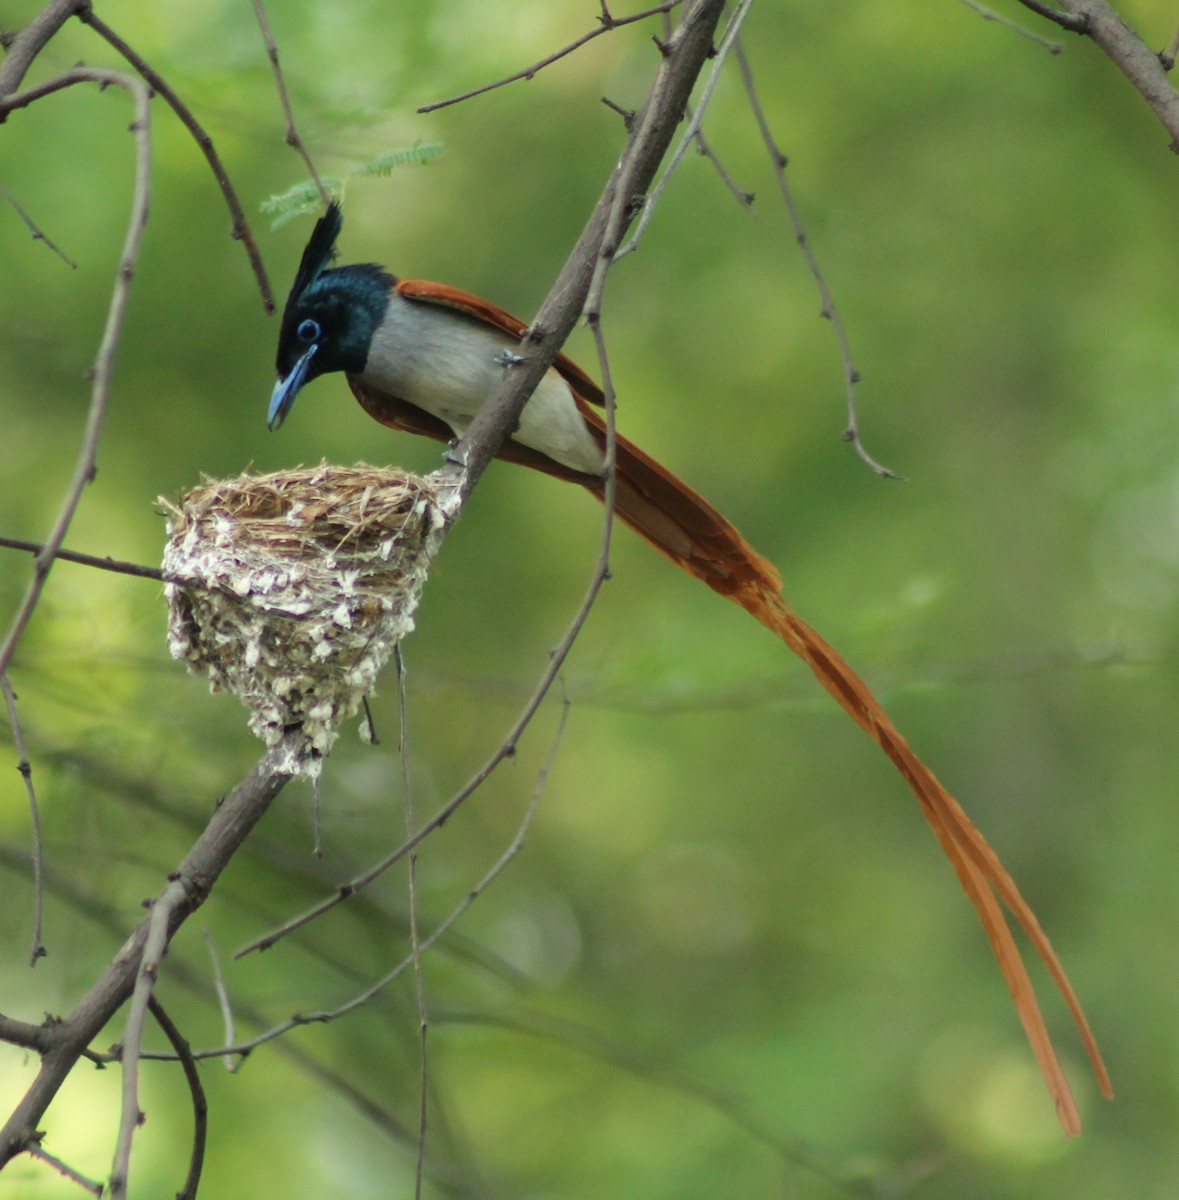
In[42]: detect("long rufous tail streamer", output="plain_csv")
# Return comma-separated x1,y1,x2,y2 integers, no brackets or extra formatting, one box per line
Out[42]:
575,405,1113,1136
356,278,1112,1133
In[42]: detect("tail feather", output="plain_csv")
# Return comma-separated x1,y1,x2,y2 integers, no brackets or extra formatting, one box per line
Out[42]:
590,423,1112,1133
351,371,1111,1130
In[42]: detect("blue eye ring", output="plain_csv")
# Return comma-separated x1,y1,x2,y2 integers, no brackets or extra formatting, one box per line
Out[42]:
296,318,321,343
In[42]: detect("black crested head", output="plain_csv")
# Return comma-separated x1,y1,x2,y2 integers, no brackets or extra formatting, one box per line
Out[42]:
275,202,342,374
275,263,391,381
269,203,392,430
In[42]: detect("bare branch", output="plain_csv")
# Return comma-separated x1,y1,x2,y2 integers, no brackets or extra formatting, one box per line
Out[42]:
24,1141,104,1197
78,9,275,311
418,1,683,113
0,735,297,1171
251,0,333,209
1014,0,1089,31
687,117,757,209
0,181,78,266
110,878,187,1200
0,67,151,679
0,0,84,101
0,1012,52,1052
188,698,569,1063
1,535,167,582
957,0,1065,52
1,5,270,303
733,38,902,480
148,999,207,1200
612,0,757,261
1163,23,1179,71
1017,1,1179,147
1,674,44,965
0,839,445,1167
444,0,728,498
394,648,430,1200
202,932,240,1072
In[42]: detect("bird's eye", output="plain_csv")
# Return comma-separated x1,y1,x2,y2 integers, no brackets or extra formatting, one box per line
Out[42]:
296,319,321,343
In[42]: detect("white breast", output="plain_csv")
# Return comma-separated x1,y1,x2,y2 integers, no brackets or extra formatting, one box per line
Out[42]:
363,293,605,476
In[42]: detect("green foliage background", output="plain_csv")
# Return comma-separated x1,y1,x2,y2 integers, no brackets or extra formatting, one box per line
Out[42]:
2,1,1178,1196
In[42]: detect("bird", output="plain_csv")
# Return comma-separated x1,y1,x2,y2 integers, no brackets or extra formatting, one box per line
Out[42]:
269,202,1110,1132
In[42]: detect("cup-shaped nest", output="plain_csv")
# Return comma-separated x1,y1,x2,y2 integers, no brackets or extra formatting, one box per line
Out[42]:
162,463,446,777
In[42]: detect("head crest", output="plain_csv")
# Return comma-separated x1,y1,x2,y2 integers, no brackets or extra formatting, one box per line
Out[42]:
281,203,343,322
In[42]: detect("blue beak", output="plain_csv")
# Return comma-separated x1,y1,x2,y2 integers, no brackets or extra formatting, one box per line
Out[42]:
268,344,317,430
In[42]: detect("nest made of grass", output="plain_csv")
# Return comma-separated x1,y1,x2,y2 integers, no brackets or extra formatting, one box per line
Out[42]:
162,462,446,776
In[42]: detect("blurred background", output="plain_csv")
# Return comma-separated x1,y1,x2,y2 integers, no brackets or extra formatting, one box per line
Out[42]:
2,1,1178,1196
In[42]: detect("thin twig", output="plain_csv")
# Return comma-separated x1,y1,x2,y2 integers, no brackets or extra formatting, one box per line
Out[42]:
77,9,275,311
184,694,570,1063
0,180,78,266
202,931,240,1072
688,116,756,208
251,0,332,209
110,878,187,1200
733,38,902,480
25,1141,104,1196
659,0,753,208
0,68,151,682
588,277,622,575
235,502,614,959
0,535,167,582
418,1,682,112
1014,0,1089,31
1,673,44,965
148,998,207,1200
309,775,323,859
957,0,1064,52
394,647,430,1200
581,3,739,322
361,696,380,745
612,0,757,262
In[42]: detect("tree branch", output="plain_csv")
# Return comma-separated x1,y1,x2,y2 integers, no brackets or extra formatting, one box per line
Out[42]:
0,536,166,582
0,0,83,103
147,999,206,1200
0,735,298,1170
0,67,152,679
1,674,44,965
439,0,728,502
251,0,332,210
417,1,683,113
0,181,78,266
1015,0,1089,30
1021,0,1179,148
77,9,275,310
0,1012,52,1053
